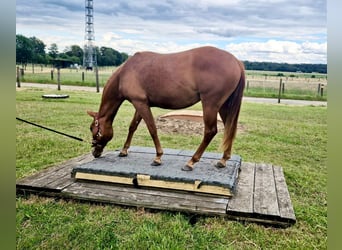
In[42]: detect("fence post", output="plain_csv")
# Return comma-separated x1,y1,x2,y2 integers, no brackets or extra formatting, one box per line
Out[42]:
95,66,100,93
16,66,21,88
282,80,285,94
57,67,61,91
51,70,54,80
82,72,85,83
278,78,282,104
246,80,249,92
320,84,324,97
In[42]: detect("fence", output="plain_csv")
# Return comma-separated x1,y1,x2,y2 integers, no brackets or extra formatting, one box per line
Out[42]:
244,75,327,101
16,64,115,92
16,64,327,100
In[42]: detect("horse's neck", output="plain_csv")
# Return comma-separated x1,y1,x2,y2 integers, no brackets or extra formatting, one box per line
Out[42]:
98,78,123,124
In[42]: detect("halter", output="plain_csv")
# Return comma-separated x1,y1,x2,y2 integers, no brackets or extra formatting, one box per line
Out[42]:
94,119,102,138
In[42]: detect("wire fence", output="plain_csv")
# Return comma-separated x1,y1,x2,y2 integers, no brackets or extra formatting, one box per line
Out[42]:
245,76,327,101
16,64,327,101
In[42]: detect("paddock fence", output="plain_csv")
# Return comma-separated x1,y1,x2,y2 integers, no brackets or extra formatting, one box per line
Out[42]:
16,64,327,101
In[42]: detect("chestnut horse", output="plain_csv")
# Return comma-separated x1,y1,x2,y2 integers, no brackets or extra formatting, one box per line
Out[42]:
87,46,245,171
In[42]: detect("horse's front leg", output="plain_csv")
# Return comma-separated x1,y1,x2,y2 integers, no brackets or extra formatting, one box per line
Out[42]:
182,109,218,171
132,101,163,165
119,110,142,157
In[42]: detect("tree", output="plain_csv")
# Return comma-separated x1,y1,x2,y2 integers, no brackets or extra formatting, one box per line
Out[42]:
30,36,47,64
16,34,33,67
48,43,59,60
16,33,130,68
120,52,129,63
98,46,128,66
65,45,83,64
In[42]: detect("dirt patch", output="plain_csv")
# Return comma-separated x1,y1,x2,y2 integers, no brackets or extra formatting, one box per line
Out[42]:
155,116,246,136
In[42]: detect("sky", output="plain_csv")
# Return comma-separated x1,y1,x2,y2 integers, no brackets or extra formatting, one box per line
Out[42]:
16,0,327,64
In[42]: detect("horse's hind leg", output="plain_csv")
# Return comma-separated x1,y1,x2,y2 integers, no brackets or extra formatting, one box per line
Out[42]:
215,104,235,168
216,143,233,169
215,109,230,167
119,110,142,157
131,101,163,165
182,107,218,171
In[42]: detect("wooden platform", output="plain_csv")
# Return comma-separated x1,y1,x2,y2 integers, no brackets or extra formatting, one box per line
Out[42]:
16,147,296,227
71,147,241,198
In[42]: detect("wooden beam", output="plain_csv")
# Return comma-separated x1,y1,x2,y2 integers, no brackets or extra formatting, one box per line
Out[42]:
253,164,280,217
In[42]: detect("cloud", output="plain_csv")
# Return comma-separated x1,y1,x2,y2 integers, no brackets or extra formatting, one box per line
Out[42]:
225,40,327,63
16,0,327,63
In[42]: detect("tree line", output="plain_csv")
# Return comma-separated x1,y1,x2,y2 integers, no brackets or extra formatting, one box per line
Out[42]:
16,34,129,68
16,34,327,73
243,61,327,74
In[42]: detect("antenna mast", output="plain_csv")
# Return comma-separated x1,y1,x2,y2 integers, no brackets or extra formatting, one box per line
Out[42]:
83,0,97,70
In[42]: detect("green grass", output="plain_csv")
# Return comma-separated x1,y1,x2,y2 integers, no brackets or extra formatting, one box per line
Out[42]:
16,88,327,249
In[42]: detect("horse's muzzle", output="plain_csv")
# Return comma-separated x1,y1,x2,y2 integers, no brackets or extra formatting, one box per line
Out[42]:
91,141,104,158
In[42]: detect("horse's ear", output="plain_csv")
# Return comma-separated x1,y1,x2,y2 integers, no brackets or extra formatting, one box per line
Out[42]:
87,110,97,118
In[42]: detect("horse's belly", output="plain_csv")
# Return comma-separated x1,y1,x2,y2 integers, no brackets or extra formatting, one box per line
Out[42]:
148,89,200,109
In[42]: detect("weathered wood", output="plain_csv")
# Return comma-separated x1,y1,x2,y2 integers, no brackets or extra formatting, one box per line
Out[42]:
227,162,255,214
16,149,296,227
16,154,93,190
63,181,229,215
273,166,296,221
253,164,280,217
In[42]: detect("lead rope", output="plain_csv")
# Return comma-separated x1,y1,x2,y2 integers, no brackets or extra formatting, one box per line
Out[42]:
16,117,86,142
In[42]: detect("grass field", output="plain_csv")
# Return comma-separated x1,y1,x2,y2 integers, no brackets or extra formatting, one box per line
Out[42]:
17,65,328,101
16,87,327,249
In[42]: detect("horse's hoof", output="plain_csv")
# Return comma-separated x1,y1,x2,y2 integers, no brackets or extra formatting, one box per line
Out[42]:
151,159,162,166
215,161,226,169
118,151,128,157
181,165,193,171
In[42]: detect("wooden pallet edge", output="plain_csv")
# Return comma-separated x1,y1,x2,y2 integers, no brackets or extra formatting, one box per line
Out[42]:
16,153,94,186
226,211,296,228
61,181,229,216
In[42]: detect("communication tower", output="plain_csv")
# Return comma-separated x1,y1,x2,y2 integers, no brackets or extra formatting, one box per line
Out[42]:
83,0,97,70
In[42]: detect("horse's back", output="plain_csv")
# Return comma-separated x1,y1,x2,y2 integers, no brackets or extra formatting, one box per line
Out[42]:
117,46,242,109
122,46,241,82
190,46,242,84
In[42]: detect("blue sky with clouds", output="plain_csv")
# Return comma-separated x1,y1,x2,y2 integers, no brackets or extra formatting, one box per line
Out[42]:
16,0,327,64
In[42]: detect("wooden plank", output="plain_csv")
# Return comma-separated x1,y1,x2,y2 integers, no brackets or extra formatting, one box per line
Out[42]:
225,214,293,227
273,166,296,222
16,154,93,190
73,172,232,197
253,164,280,217
74,172,134,185
137,173,232,197
43,168,74,190
227,162,255,214
33,161,74,187
62,181,229,215
17,163,72,190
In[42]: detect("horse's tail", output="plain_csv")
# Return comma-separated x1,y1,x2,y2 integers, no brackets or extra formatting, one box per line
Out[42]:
221,61,245,153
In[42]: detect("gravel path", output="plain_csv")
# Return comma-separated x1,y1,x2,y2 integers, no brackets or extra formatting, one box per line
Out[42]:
17,82,327,107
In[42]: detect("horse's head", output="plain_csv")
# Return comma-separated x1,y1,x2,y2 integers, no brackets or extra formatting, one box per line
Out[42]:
87,111,113,158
